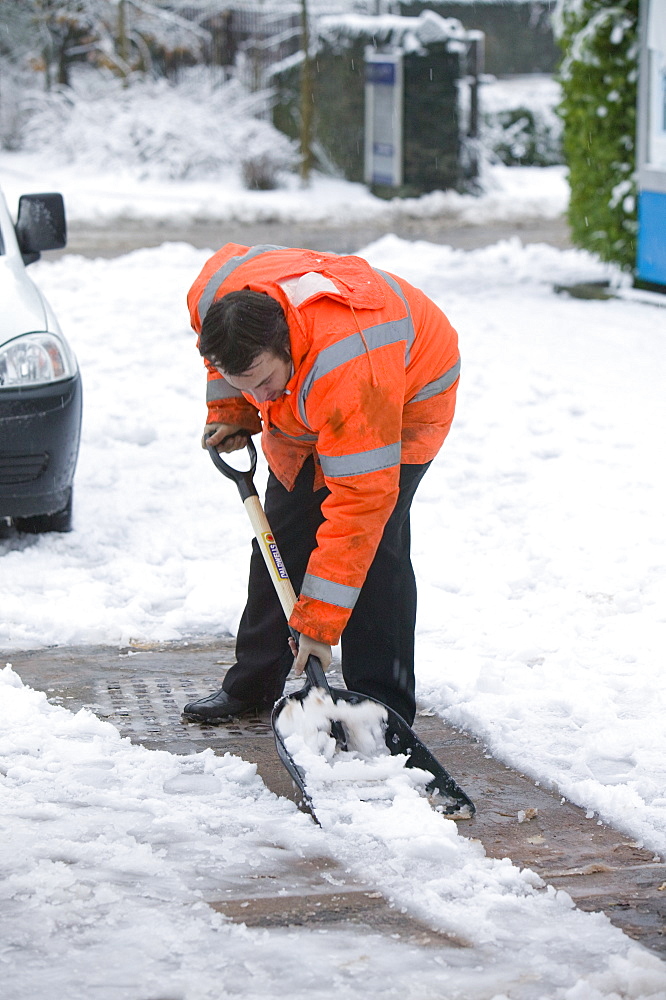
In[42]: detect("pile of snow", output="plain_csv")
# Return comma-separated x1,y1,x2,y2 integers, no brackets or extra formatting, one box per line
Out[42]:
3,666,666,999
276,687,388,759
278,703,439,810
276,689,466,814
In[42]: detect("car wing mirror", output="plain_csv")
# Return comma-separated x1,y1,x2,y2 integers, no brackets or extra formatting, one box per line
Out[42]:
15,192,67,265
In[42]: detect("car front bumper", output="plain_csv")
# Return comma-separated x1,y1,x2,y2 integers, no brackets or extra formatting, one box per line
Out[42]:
0,372,82,518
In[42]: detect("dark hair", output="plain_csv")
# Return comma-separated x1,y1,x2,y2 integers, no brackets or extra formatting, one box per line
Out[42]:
199,290,290,376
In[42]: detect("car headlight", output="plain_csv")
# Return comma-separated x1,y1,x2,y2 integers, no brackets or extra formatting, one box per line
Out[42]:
0,332,77,388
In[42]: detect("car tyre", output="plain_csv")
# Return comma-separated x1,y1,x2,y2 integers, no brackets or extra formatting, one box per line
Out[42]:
14,490,73,534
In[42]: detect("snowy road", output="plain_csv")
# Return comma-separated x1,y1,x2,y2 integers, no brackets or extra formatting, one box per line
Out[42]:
1,156,666,998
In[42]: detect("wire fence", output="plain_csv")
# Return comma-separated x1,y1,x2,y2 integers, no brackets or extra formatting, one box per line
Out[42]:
166,3,302,91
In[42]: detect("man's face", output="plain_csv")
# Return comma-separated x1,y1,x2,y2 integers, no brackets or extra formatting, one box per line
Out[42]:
221,350,292,404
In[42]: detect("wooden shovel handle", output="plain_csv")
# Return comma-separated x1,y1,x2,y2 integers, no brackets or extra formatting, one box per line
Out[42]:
243,495,298,620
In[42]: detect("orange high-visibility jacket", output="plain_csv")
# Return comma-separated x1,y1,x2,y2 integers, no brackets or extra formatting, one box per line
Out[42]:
187,244,460,646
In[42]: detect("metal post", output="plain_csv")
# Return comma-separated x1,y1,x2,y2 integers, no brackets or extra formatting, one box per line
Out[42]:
300,0,314,184
468,34,484,139
117,0,130,85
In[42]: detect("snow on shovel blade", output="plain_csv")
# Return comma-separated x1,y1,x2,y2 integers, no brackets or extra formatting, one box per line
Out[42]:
272,681,475,819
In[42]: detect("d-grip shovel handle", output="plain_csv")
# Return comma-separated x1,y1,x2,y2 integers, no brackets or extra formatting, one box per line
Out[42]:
206,434,298,621
206,433,258,502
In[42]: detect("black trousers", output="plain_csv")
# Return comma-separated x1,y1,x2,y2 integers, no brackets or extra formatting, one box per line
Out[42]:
222,457,431,725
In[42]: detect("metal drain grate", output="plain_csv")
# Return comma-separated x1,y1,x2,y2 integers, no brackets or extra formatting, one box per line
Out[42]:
94,676,275,744
93,666,347,747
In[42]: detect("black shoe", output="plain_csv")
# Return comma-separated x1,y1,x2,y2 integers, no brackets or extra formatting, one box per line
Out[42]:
182,688,262,723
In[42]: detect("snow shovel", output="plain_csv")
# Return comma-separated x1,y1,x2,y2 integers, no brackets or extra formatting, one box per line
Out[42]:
206,436,475,819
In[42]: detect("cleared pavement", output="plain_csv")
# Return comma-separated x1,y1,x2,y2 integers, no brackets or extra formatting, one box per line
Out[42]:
7,636,665,956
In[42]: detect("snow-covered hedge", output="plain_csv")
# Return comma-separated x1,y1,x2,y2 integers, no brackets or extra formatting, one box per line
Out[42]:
480,74,563,167
13,70,298,188
554,0,638,269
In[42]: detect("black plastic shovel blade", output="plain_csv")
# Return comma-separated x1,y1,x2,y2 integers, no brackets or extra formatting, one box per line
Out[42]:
271,683,475,818
271,694,317,819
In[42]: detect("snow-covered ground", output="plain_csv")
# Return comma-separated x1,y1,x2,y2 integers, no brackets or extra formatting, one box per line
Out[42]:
3,671,665,1000
1,152,666,999
0,149,569,227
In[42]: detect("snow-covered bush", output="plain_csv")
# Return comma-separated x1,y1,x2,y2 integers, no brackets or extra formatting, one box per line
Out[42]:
554,0,638,269
237,119,297,190
480,74,563,167
0,66,30,151
18,70,298,187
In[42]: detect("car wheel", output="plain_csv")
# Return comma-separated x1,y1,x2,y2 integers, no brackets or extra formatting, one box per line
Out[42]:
14,490,73,534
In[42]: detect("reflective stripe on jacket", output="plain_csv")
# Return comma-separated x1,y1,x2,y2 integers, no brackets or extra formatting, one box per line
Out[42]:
187,244,460,645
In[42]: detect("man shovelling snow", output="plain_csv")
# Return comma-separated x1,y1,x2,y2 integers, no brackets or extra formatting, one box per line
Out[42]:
182,243,460,728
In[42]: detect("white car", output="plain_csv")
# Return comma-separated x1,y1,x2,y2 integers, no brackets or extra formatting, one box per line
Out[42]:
0,187,82,532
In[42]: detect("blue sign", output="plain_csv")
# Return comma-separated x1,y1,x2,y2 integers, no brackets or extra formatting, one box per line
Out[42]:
365,62,396,86
637,190,666,284
364,50,403,188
